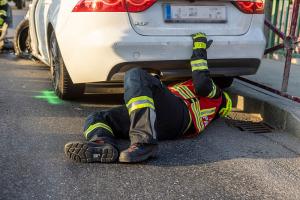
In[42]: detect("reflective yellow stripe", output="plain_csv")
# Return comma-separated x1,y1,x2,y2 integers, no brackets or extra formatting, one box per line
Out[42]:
181,86,196,98
183,86,196,98
126,96,155,114
195,107,204,131
195,101,205,130
219,92,232,117
174,85,194,99
84,122,113,139
192,66,209,71
172,85,188,99
181,88,195,100
192,104,201,131
191,59,207,66
172,82,208,132
190,103,199,130
191,59,208,71
0,10,7,16
178,88,191,99
127,99,154,110
174,82,183,87
175,87,189,99
192,32,206,39
126,96,154,108
0,0,7,6
224,92,232,116
219,108,226,116
219,107,230,117
183,111,193,134
200,107,216,117
128,103,155,115
0,18,3,25
207,82,217,98
191,101,204,131
178,84,203,130
193,42,206,50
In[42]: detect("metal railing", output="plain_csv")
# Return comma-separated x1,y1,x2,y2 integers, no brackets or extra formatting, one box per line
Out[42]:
264,0,300,93
267,0,300,58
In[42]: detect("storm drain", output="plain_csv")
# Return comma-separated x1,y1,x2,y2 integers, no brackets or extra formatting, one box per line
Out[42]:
226,119,274,134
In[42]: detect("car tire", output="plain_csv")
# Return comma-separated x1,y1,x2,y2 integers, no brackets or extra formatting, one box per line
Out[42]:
49,31,85,100
14,19,31,58
212,77,234,89
15,0,23,9
6,5,13,28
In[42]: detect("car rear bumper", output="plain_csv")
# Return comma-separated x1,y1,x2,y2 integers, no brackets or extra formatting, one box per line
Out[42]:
108,58,261,81
57,14,266,83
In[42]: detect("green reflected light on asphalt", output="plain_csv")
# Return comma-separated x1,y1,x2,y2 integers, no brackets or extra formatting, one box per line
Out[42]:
34,90,63,105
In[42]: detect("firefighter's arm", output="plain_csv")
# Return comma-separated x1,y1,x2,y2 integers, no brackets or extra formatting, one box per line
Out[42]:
190,33,221,98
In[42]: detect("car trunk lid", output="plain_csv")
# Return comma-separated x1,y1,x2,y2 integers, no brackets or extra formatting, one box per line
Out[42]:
126,0,253,36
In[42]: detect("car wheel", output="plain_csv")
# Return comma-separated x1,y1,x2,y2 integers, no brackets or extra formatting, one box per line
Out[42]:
15,0,23,9
212,77,234,89
6,5,13,28
49,31,85,99
14,19,31,58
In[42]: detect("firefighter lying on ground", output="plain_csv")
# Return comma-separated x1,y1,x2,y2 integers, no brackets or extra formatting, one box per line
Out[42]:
0,0,9,49
64,32,232,163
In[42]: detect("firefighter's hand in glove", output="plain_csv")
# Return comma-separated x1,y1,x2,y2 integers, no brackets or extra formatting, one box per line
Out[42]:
192,32,213,49
191,32,213,59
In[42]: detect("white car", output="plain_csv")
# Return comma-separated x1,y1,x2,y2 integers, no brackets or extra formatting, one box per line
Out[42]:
15,0,266,99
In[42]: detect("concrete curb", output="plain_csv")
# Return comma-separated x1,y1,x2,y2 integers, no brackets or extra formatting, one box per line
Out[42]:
229,80,300,137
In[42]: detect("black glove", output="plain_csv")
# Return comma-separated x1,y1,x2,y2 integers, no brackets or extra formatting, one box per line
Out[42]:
191,32,213,60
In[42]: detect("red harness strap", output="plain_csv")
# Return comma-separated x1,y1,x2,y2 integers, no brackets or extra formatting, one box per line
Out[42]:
168,79,223,137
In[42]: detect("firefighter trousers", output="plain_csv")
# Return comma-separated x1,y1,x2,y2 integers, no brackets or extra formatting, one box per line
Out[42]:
83,68,190,147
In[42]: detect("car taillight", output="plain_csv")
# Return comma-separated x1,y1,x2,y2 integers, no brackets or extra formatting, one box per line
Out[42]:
233,0,264,14
72,0,157,12
126,0,156,12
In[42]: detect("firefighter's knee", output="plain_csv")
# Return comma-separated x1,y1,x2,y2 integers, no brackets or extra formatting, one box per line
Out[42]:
125,68,145,79
125,68,149,87
124,68,152,99
126,68,144,76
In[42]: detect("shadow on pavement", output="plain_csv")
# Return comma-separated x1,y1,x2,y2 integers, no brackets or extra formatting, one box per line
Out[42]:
76,94,124,105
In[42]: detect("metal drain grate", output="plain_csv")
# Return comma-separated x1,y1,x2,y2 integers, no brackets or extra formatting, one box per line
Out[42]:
226,119,274,134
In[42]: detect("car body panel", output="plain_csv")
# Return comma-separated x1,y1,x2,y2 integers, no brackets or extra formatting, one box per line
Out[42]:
35,0,50,60
28,0,266,84
56,12,265,83
29,0,77,63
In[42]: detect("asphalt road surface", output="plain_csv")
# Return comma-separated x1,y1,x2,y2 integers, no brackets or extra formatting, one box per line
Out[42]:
1,54,300,200
2,5,300,200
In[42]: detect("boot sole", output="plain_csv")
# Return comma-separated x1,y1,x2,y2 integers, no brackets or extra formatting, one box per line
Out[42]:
64,141,119,163
118,147,158,163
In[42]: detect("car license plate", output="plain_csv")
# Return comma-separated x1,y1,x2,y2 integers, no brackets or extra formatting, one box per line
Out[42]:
164,4,227,23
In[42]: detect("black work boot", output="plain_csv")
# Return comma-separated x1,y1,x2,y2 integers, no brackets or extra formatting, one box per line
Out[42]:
64,140,119,163
119,143,158,163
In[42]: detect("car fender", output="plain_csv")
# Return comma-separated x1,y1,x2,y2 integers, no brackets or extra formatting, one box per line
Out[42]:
46,1,77,62
27,0,40,59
